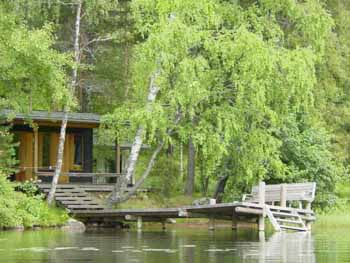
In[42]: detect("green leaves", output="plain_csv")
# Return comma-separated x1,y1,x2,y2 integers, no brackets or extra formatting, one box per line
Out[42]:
0,174,68,228
0,7,72,112
99,0,340,204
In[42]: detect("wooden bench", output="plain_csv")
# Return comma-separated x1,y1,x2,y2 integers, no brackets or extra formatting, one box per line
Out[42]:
242,182,316,210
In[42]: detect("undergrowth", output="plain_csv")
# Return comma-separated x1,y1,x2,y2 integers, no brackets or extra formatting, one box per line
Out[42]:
0,174,68,229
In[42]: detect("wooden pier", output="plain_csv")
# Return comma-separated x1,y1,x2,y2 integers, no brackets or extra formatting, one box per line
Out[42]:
38,182,316,232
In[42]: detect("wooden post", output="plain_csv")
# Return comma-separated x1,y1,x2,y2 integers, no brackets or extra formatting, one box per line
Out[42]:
258,231,265,263
306,202,312,231
162,220,166,230
137,216,142,230
258,181,265,231
115,141,121,174
280,184,287,207
33,127,39,176
209,216,215,231
232,212,238,230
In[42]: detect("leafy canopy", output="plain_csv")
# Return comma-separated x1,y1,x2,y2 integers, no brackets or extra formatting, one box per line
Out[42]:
102,0,336,197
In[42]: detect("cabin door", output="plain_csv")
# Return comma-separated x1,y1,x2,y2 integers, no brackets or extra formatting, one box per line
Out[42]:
16,132,34,181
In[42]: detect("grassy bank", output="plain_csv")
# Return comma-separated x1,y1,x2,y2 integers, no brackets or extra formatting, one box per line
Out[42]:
115,192,201,209
314,208,350,228
0,175,68,229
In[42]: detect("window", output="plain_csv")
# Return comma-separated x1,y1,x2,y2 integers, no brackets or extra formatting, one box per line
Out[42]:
74,135,83,167
42,133,51,168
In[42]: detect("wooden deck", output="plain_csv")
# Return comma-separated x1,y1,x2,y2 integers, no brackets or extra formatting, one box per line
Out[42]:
37,182,316,232
71,202,315,231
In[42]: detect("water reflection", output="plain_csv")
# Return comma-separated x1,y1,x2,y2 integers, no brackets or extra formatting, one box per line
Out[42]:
0,228,318,263
240,232,316,263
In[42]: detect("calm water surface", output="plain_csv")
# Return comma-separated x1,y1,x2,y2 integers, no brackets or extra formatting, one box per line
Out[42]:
0,226,348,262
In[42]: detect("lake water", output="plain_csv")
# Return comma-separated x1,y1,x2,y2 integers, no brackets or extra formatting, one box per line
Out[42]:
0,226,348,262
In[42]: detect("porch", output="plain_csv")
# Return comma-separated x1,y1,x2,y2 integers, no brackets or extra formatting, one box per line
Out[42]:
2,110,134,185
35,171,122,186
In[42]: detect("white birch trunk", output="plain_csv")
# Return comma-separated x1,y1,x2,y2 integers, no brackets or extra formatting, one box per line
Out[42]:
117,141,165,203
47,0,82,205
110,111,182,204
125,74,159,183
111,73,160,202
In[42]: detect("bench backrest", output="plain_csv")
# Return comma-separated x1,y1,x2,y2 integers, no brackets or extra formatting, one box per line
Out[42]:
248,182,316,203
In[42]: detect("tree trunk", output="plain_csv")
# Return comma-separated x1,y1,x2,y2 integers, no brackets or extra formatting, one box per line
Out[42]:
212,175,229,203
110,73,160,203
47,0,82,205
199,158,209,196
110,111,182,204
114,141,165,203
180,142,184,179
184,137,195,196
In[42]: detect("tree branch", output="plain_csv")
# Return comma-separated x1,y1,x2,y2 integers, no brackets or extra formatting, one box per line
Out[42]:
109,109,182,204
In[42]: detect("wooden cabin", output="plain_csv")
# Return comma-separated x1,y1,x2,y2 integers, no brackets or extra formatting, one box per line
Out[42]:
2,111,126,185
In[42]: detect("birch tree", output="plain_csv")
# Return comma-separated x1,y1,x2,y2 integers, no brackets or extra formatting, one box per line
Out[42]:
110,72,160,202
47,0,82,205
102,0,334,204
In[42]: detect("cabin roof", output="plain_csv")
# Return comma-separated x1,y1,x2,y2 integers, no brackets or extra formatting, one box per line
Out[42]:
1,110,100,125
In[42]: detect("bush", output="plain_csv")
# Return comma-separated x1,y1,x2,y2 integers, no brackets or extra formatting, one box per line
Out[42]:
0,174,68,228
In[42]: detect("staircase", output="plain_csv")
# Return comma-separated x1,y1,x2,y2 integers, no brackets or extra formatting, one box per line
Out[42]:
266,206,307,232
37,184,106,212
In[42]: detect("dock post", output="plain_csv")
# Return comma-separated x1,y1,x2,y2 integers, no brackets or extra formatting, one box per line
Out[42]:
209,216,215,231
232,212,238,230
161,220,166,230
280,184,287,207
137,216,142,230
258,181,265,231
305,202,312,231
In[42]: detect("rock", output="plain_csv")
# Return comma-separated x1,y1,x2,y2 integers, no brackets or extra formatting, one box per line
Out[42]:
192,198,211,206
61,219,86,233
166,218,176,224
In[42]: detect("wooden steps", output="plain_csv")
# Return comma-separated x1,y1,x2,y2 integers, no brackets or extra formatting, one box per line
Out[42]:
266,205,307,232
37,184,106,212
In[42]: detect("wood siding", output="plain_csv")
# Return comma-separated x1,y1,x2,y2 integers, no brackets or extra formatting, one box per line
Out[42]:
12,125,94,183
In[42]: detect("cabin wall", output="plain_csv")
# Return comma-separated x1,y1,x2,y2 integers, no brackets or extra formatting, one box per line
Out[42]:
11,124,94,182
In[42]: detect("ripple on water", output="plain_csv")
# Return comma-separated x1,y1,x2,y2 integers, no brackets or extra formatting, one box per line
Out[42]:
54,247,79,250
180,245,196,248
142,248,177,253
15,247,51,253
81,247,99,251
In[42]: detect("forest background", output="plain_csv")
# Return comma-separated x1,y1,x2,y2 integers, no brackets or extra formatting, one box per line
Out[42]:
1,0,350,217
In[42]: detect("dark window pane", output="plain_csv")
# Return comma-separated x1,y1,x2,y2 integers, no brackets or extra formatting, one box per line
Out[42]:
74,135,83,166
42,133,50,168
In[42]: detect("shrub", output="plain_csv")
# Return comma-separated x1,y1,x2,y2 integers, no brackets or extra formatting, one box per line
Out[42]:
0,173,68,228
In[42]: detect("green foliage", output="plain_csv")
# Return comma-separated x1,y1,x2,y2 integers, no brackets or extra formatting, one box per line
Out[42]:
0,174,68,229
1,0,349,211
0,126,17,175
101,0,339,207
15,180,40,197
0,5,72,112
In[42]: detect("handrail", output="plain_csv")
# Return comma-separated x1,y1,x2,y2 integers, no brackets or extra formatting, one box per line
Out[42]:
36,171,124,177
